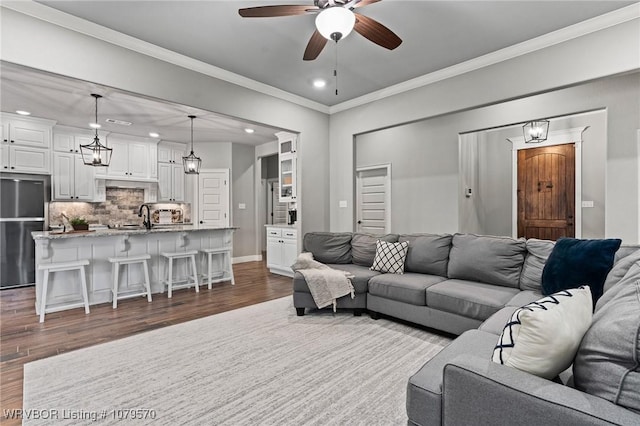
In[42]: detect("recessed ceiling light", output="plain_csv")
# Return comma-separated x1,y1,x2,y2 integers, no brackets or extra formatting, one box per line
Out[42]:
244,128,255,134
89,123,101,129
15,110,31,116
149,132,160,138
313,79,327,89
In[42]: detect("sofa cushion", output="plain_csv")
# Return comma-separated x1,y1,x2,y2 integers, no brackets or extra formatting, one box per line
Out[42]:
447,233,526,288
602,248,640,294
351,233,398,267
293,264,378,294
479,307,519,335
302,232,352,264
399,233,452,276
492,286,593,380
541,237,622,304
506,290,544,308
426,279,520,321
573,262,640,413
407,330,495,426
370,240,409,274
520,238,555,292
368,273,446,306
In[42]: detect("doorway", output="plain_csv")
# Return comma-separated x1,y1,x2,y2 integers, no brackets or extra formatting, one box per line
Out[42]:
517,144,575,240
267,179,288,225
355,165,391,234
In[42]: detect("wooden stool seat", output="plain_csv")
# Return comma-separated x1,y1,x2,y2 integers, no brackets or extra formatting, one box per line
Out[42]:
201,247,235,289
38,259,90,323
161,250,199,298
108,254,152,309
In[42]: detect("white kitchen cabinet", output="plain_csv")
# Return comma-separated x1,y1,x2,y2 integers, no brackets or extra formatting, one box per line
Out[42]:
1,113,54,174
157,142,186,202
266,226,298,277
52,152,96,201
158,162,184,202
102,135,157,181
158,142,185,164
276,131,298,203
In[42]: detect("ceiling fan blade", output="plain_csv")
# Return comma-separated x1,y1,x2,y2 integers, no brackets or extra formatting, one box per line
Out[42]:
239,5,318,18
303,30,328,61
352,0,382,8
353,13,402,50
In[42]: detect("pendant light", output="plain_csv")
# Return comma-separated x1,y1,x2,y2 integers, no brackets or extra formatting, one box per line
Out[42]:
183,115,201,174
80,94,112,166
523,119,550,143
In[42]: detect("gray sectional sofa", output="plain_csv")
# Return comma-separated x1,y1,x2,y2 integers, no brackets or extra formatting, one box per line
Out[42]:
293,232,640,425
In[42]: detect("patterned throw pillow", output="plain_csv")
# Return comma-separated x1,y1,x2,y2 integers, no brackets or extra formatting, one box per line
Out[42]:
492,286,593,379
370,240,409,274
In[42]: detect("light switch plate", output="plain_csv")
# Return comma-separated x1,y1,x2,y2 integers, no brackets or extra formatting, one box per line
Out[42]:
581,200,594,208
339,200,348,208
238,203,246,209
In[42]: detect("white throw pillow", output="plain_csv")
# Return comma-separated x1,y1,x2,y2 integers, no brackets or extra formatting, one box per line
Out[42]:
370,240,409,274
492,286,593,379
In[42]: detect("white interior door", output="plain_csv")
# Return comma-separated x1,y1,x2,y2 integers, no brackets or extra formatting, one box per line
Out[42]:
356,165,391,234
198,170,230,227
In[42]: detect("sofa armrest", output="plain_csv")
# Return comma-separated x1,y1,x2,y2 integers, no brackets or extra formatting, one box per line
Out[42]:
442,354,639,426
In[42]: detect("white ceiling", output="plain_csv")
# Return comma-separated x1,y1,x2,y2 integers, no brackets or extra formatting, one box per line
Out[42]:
1,1,636,146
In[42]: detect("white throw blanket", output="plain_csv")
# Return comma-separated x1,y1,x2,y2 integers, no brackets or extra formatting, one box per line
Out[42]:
291,252,355,311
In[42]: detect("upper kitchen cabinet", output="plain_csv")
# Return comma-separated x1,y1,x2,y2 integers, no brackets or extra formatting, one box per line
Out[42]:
276,131,298,203
157,142,186,202
105,134,158,181
51,126,106,201
0,113,55,174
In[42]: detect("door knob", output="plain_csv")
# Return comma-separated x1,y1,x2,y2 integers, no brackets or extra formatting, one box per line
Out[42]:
357,220,362,224
200,220,203,224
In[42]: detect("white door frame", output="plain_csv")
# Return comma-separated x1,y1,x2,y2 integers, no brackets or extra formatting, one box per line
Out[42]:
507,127,588,239
355,164,392,233
192,168,230,227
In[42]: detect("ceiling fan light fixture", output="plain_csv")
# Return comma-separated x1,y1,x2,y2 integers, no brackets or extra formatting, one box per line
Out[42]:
315,7,355,41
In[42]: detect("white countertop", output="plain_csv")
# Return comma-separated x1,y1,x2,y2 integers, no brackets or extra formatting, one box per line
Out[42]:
264,224,297,229
32,225,236,240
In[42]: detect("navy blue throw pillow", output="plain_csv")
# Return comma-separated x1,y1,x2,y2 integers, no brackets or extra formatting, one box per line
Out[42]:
541,238,621,304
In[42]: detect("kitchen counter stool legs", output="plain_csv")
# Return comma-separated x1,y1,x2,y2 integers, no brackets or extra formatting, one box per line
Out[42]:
38,260,90,323
201,247,235,289
109,254,152,308
161,251,199,298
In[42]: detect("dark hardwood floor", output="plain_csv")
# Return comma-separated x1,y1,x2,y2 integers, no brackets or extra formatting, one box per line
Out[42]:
0,261,292,424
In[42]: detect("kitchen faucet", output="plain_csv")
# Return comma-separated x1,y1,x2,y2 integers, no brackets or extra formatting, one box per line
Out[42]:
138,204,152,230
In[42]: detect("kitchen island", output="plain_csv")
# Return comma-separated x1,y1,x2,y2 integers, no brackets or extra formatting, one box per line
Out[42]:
31,225,235,315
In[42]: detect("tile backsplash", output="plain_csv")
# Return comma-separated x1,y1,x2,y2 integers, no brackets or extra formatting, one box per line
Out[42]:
49,187,191,228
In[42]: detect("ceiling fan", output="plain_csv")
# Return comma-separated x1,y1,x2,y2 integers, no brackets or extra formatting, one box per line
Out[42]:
239,0,402,61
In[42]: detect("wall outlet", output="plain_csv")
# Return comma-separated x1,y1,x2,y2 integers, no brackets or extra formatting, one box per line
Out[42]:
581,200,594,208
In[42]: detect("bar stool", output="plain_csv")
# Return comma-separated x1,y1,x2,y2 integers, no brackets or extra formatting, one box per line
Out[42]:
38,259,90,323
201,247,235,289
161,250,199,298
108,254,152,309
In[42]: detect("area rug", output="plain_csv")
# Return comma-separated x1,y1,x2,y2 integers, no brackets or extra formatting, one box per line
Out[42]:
23,297,451,425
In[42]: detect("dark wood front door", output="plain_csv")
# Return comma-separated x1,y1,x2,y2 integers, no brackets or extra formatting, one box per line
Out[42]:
517,144,575,240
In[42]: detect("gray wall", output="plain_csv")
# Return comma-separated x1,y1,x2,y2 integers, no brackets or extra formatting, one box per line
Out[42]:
332,19,640,243
261,154,278,180
356,75,634,239
232,144,256,257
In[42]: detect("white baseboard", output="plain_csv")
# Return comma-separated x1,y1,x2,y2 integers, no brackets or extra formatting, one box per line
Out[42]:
232,255,263,264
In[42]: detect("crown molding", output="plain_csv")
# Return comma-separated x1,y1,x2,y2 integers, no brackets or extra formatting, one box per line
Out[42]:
328,4,640,114
3,2,637,117
0,1,331,115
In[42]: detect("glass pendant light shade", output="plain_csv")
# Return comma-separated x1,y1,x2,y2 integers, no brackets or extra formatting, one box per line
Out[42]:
315,7,356,41
523,119,550,143
80,94,112,166
183,115,201,174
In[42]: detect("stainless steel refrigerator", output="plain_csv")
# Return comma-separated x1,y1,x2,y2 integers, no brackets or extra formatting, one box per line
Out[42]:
1,174,49,289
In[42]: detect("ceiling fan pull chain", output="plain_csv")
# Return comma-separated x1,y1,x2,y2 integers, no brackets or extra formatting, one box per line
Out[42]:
334,40,339,96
